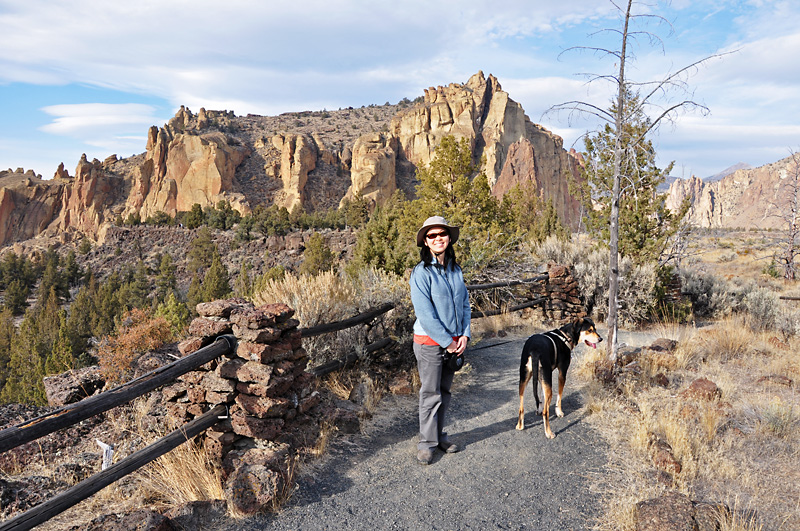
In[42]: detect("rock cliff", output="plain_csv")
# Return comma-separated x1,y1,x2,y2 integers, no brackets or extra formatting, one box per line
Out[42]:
0,73,585,247
666,155,798,229
361,71,582,225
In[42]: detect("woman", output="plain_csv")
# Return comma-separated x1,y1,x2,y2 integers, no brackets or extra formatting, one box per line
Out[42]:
409,215,471,465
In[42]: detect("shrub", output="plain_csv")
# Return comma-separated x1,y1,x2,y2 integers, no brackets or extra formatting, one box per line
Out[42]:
95,309,173,384
742,287,780,331
679,268,737,319
572,251,656,326
252,268,412,365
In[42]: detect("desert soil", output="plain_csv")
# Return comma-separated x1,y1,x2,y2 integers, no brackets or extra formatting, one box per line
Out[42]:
222,334,610,530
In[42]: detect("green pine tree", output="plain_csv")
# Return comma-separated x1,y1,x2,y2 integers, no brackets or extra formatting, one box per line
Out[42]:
300,232,336,276
578,89,688,264
155,292,190,335
45,312,74,375
202,254,232,301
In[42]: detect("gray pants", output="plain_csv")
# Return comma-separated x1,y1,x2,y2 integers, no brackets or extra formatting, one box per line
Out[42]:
414,342,455,451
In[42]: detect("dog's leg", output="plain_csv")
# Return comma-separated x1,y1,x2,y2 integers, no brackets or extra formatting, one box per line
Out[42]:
516,356,533,430
555,369,567,418
541,376,555,439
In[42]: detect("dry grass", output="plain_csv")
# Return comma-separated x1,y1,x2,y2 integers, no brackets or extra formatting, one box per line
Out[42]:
309,420,337,458
137,436,226,510
576,313,800,530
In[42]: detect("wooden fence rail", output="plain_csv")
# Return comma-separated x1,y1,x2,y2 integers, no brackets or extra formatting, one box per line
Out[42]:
299,303,395,338
0,335,235,454
0,404,227,531
471,297,547,319
466,275,548,291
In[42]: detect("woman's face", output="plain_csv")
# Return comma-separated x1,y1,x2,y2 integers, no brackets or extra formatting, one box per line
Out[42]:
424,227,450,254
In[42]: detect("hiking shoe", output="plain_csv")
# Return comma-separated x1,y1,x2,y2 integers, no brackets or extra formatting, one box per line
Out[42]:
438,441,460,453
417,448,434,465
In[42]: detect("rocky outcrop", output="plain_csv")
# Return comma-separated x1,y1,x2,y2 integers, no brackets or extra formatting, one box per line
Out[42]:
340,133,397,207
127,108,251,219
47,154,125,242
345,71,582,226
0,170,64,245
666,155,799,229
0,74,589,246
272,133,317,212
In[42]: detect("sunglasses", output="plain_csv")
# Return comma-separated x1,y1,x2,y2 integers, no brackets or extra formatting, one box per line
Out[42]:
425,231,449,240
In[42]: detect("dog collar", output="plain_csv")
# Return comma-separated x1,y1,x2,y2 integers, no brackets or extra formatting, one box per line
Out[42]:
550,330,572,347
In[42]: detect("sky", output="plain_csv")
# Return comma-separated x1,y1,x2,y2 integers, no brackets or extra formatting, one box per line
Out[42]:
1,0,799,181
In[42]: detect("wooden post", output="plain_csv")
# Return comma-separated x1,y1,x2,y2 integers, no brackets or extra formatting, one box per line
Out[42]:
0,335,235,454
0,405,227,531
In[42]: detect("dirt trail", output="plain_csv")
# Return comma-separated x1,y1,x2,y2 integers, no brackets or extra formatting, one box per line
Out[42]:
225,335,609,530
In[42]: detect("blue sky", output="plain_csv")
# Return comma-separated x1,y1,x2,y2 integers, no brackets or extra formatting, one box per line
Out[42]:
1,0,799,180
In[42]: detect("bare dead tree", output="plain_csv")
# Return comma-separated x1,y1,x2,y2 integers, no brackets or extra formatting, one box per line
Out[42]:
547,0,730,360
772,151,800,280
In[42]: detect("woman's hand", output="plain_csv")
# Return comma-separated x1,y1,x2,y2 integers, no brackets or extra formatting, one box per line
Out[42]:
446,336,469,355
455,336,469,354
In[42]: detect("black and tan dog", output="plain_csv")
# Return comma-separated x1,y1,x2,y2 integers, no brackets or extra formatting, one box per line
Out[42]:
515,317,603,438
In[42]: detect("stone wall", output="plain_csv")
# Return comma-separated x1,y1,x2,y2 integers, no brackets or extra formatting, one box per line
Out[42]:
163,298,320,514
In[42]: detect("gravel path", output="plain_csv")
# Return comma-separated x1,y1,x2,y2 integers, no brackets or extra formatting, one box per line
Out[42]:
225,335,608,530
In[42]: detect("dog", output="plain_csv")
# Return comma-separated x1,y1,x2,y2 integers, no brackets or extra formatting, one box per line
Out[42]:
515,317,603,438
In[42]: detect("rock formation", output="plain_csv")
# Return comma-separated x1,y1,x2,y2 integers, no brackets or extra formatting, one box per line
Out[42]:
272,133,317,212
340,133,397,207
345,71,582,225
0,73,593,246
47,154,124,242
127,109,251,220
0,171,64,245
666,155,799,229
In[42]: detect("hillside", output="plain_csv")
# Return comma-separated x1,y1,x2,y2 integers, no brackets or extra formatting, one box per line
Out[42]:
666,154,799,229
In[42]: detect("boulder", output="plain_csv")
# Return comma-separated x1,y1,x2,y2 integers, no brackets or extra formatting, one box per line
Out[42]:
224,464,284,516
43,366,105,407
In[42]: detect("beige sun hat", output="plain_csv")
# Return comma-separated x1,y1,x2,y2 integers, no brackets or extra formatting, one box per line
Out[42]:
416,215,460,247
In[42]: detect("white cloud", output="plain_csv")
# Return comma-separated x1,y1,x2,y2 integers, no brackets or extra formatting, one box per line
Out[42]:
39,103,165,137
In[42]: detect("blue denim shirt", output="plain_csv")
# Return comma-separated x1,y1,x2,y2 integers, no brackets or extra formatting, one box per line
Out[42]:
410,261,471,348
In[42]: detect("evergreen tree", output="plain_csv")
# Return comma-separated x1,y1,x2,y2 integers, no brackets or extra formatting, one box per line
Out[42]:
155,292,190,335
186,274,204,314
578,90,687,264
341,193,370,228
235,215,256,242
500,182,569,244
4,278,29,314
37,254,69,307
67,278,99,359
45,312,74,375
202,254,232,301
93,272,122,337
1,312,47,405
348,191,413,275
0,309,15,391
126,260,151,310
234,261,253,298
184,203,206,229
155,253,178,303
187,227,217,274
300,232,336,276
63,250,82,286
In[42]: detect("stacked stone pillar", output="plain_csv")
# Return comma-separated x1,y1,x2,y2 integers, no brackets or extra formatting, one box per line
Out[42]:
531,264,586,325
